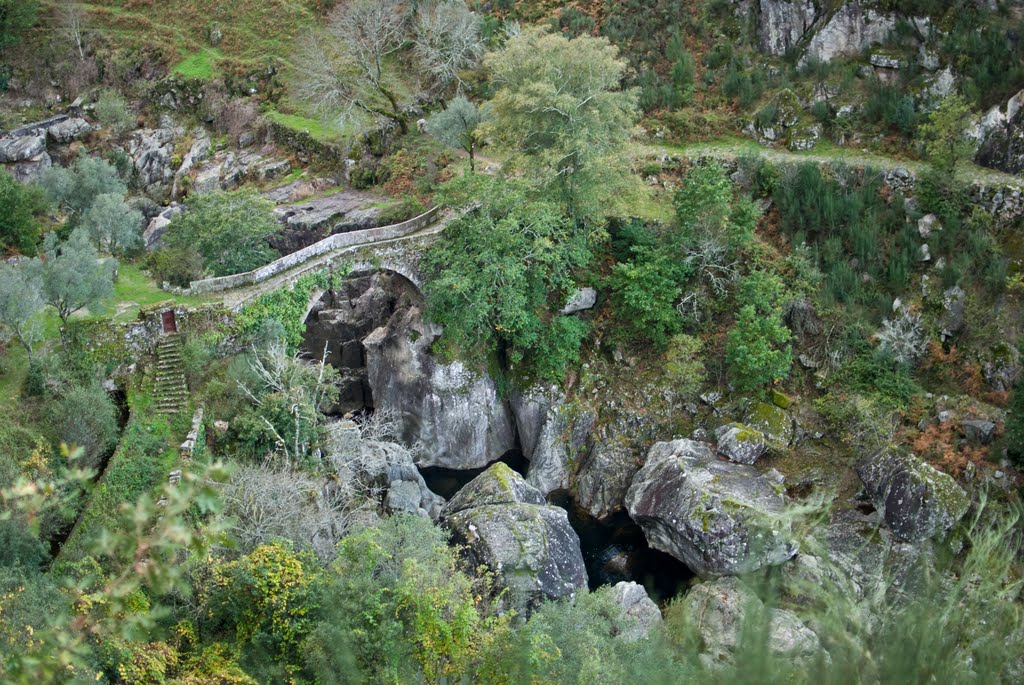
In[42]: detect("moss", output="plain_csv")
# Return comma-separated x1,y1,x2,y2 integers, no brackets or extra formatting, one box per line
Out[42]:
770,390,793,409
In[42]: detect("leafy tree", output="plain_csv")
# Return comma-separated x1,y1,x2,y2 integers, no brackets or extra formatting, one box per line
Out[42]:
725,272,793,391
35,228,115,333
148,244,205,288
427,96,491,171
46,383,119,471
0,263,44,355
80,193,143,256
607,246,687,346
674,161,757,252
485,26,640,223
422,176,592,383
40,155,127,220
166,189,278,277
0,169,44,254
919,94,975,179
0,0,37,53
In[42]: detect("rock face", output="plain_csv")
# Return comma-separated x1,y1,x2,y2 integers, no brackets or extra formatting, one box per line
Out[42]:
611,581,662,641
322,420,444,520
441,464,587,613
974,89,1024,174
511,387,595,496
190,150,292,196
0,134,46,163
143,205,184,250
46,117,91,144
680,577,825,668
305,270,517,470
129,127,177,190
855,448,969,542
625,439,797,576
803,3,896,64
573,437,639,520
270,190,386,254
757,0,819,56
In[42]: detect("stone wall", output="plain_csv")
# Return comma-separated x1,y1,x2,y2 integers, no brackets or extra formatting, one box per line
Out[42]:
268,121,349,167
180,206,441,295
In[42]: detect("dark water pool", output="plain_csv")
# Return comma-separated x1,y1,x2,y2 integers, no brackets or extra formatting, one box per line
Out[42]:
421,459,693,603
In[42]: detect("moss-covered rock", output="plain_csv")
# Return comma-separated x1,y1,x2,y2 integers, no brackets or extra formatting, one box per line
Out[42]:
855,448,969,542
714,422,768,465
744,401,795,448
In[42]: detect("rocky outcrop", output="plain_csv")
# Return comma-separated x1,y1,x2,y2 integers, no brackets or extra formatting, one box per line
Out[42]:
573,437,639,520
0,134,46,163
625,439,797,576
441,464,587,613
715,423,768,464
128,126,177,190
511,388,595,496
973,89,1024,174
308,272,518,470
143,204,183,250
855,448,969,542
191,149,291,196
270,190,385,254
323,420,444,519
802,3,896,64
611,581,662,641
757,0,819,56
46,117,91,144
680,577,825,669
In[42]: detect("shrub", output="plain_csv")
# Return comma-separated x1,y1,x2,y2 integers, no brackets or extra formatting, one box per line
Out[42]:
725,272,793,391
0,169,44,254
1006,384,1024,466
148,245,204,288
664,334,706,398
607,246,686,347
46,383,120,472
94,90,134,135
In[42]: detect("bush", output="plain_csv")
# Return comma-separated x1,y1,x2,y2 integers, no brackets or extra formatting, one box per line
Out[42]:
664,334,706,398
1006,383,1024,466
725,272,793,391
166,189,279,277
41,155,127,219
0,169,44,254
94,90,134,135
148,245,205,288
46,383,120,472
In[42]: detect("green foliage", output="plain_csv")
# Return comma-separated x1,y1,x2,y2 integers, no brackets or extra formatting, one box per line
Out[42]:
485,26,640,223
80,193,144,256
674,161,757,251
236,268,337,353
664,334,707,398
422,176,592,384
0,263,44,355
607,246,686,347
167,189,279,277
1005,384,1024,466
831,351,923,409
427,95,491,171
919,94,975,178
0,0,37,53
40,156,127,221
36,229,116,329
148,245,205,288
862,79,916,135
0,169,44,254
45,382,119,472
725,272,793,391
94,90,134,135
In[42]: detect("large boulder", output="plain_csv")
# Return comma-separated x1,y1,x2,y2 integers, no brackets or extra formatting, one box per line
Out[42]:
744,401,795,447
5,152,51,183
715,423,768,464
802,2,896,64
128,127,176,189
441,464,587,613
611,581,662,641
855,448,969,542
625,439,797,576
974,89,1024,174
0,134,46,163
46,117,91,144
680,577,825,669
142,204,183,250
363,293,517,471
270,189,385,254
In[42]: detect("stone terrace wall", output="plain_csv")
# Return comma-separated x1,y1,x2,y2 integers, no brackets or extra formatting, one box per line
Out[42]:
182,205,441,295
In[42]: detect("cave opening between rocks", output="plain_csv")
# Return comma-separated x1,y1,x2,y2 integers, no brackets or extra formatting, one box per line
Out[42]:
301,269,694,602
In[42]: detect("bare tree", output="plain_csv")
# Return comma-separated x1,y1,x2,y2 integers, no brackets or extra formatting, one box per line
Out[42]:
414,0,485,96
294,0,411,133
59,2,87,61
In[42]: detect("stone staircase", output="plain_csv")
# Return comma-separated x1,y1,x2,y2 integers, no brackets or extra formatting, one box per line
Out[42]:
154,334,188,415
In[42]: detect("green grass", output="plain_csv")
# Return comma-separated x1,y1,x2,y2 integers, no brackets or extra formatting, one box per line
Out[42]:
264,108,347,142
107,263,214,322
172,47,224,80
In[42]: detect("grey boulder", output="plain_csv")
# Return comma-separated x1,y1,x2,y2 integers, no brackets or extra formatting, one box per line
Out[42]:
573,438,640,520
0,134,46,163
611,581,662,641
855,448,969,542
441,463,587,613
511,386,594,496
715,423,768,464
680,576,826,669
46,117,91,144
625,439,797,576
